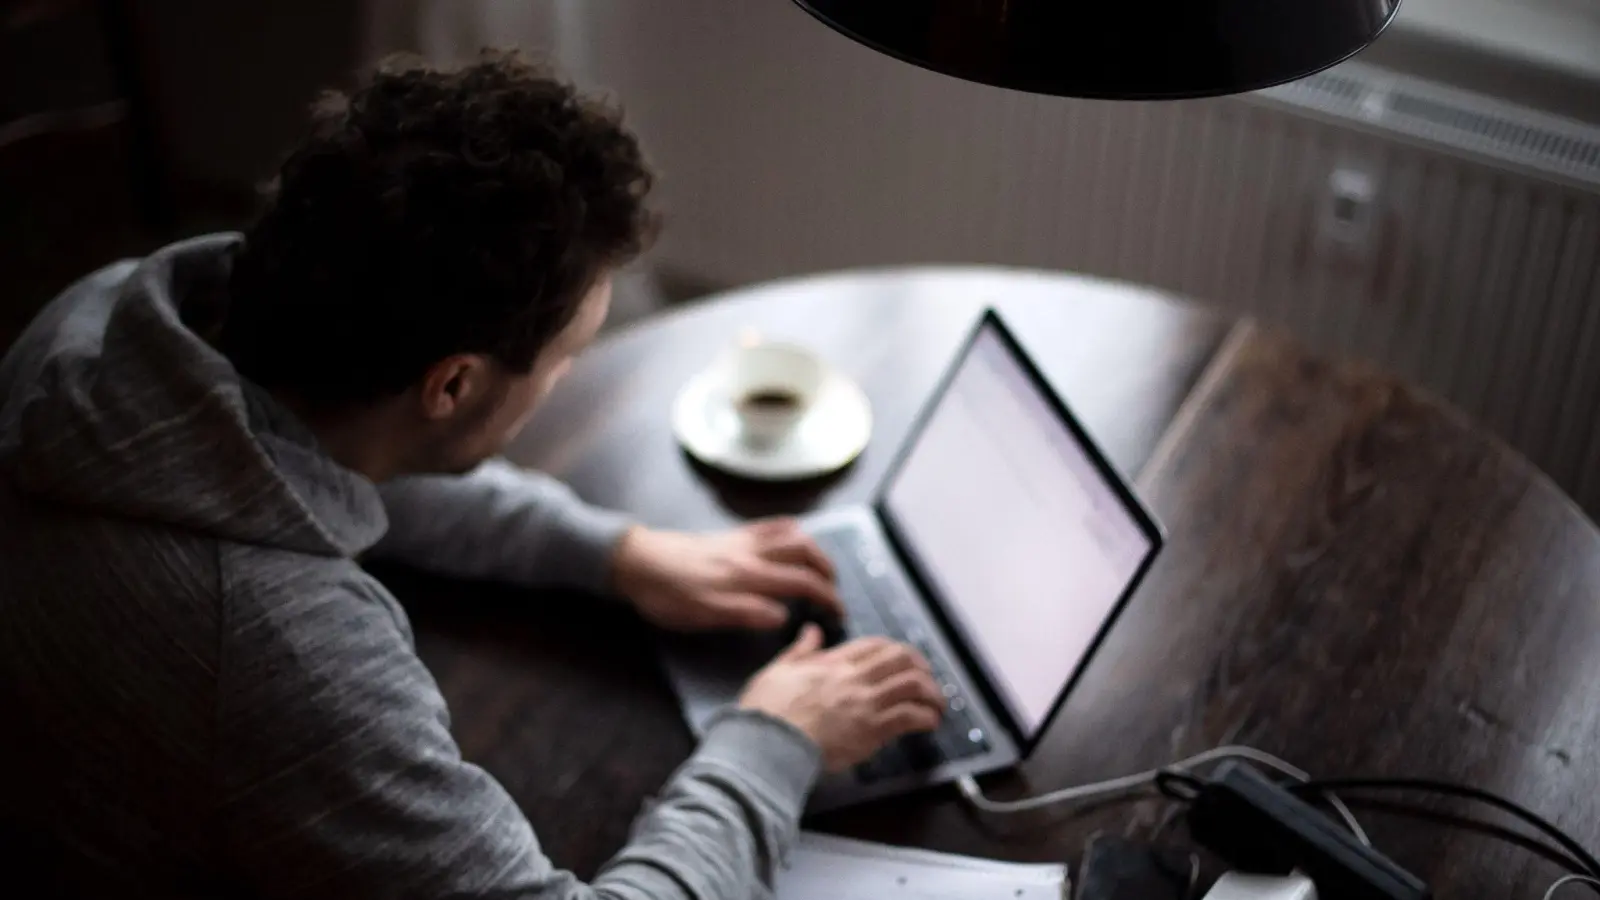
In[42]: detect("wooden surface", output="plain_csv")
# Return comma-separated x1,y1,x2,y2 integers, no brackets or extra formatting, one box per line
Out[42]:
380,267,1600,895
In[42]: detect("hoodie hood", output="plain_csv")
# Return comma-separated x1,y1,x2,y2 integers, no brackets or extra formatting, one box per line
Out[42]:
0,233,385,557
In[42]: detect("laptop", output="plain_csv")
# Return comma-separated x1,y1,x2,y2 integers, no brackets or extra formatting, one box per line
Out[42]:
658,307,1165,812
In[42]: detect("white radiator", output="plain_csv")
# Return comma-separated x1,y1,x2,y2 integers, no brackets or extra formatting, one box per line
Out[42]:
403,0,1600,516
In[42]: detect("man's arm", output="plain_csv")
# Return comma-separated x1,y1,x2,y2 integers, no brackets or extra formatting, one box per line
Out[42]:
368,458,634,593
219,574,820,899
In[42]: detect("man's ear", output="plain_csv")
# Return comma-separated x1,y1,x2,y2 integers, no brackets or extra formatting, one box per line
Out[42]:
418,354,488,420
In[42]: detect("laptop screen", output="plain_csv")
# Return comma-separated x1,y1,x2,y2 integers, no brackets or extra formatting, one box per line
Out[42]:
879,315,1157,742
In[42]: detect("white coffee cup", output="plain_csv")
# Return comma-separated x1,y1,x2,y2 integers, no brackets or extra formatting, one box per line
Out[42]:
720,338,825,448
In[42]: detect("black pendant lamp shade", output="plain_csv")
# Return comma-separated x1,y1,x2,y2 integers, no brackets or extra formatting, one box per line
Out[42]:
791,0,1402,100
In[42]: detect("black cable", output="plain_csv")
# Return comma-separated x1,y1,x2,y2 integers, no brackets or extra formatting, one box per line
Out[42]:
1149,777,1588,879
1288,777,1600,879
1316,794,1589,877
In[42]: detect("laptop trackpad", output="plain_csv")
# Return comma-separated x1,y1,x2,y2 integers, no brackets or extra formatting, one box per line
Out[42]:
656,628,788,734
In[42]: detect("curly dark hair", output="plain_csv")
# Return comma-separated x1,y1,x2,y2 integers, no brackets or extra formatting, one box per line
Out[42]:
220,49,658,411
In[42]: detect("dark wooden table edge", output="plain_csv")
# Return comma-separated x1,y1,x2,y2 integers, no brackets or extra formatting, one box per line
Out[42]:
601,264,1206,341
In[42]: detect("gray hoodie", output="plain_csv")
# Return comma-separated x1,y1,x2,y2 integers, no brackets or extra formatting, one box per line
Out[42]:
0,233,821,899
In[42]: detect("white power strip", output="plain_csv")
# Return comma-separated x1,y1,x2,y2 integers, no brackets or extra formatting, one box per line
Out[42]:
1203,872,1318,900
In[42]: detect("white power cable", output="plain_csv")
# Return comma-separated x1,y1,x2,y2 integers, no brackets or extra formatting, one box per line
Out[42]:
1545,874,1600,899
956,744,1371,847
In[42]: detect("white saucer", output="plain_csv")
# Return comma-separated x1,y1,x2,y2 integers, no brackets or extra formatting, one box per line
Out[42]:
671,362,873,481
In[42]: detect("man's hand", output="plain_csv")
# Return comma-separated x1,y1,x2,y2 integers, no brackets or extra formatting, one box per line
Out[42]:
739,626,945,771
611,517,843,632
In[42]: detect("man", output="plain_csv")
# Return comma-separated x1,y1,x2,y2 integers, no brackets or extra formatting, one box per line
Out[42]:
0,51,945,898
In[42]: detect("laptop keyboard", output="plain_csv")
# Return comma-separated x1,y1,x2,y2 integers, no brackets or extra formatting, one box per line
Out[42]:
813,529,992,783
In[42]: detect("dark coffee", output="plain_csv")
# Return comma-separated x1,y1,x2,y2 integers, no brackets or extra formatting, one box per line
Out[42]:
740,388,800,411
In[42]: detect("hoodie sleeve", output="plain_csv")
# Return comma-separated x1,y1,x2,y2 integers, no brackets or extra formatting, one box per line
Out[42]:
368,458,634,594
219,574,821,900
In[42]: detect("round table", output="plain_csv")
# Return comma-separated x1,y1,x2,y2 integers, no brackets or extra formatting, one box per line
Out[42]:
397,267,1600,896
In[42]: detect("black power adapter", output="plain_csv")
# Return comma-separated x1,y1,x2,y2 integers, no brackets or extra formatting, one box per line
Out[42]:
1185,761,1431,900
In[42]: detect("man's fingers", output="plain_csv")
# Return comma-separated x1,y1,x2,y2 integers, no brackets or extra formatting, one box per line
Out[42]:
718,594,789,630
873,701,942,739
744,562,842,617
828,635,900,663
852,640,933,682
761,533,837,582
747,517,837,582
777,623,823,659
870,669,947,712
834,635,891,655
748,516,801,535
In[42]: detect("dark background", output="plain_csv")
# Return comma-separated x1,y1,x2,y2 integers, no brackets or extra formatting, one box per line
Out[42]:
2,0,369,349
